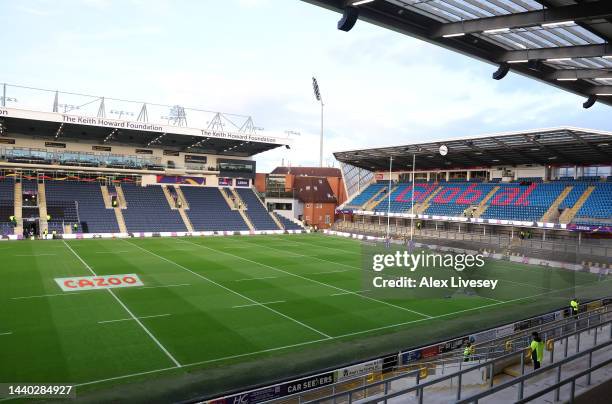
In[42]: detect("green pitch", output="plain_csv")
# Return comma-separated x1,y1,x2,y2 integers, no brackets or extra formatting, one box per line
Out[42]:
0,234,608,402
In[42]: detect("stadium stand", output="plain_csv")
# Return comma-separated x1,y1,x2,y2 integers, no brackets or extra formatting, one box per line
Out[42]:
344,179,612,225
0,178,14,235
44,181,120,233
119,183,187,232
274,213,303,230
235,188,280,230
182,187,250,231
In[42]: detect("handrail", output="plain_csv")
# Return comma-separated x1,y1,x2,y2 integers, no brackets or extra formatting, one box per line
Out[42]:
456,339,612,404
304,316,611,404
425,305,609,363
515,356,612,404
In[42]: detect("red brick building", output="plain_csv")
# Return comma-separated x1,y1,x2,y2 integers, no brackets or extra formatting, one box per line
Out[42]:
257,167,347,229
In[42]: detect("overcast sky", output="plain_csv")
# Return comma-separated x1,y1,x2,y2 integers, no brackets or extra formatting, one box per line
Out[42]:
2,0,611,172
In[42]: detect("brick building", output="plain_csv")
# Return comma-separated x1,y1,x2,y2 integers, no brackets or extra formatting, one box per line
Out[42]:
256,167,347,229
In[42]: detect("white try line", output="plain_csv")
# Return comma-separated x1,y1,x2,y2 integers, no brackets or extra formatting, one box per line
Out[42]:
0,332,12,336
214,239,431,318
9,283,191,300
234,276,279,282
99,313,171,324
121,239,332,339
68,278,608,391
233,300,286,309
62,240,181,368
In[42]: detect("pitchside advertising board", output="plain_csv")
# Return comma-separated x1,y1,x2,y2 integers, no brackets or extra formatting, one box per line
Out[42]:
54,274,144,291
207,372,335,404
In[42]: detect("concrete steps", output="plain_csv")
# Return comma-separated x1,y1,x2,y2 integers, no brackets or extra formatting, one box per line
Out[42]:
368,186,398,211
13,181,22,236
37,182,48,235
473,186,500,218
100,185,113,209
541,186,573,223
559,186,595,224
114,184,128,209
362,186,388,210
113,208,128,233
414,186,443,214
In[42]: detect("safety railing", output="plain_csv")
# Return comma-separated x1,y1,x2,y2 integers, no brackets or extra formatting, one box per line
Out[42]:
301,317,611,404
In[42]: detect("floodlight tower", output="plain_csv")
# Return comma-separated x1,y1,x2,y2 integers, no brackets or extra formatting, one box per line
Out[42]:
312,77,324,167
163,105,188,127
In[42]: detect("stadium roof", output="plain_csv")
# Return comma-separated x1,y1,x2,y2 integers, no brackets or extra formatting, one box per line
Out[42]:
271,166,342,177
0,108,289,157
333,127,612,171
303,0,612,107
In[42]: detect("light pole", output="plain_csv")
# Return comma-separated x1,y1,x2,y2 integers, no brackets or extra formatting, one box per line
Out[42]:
312,77,324,167
386,156,393,240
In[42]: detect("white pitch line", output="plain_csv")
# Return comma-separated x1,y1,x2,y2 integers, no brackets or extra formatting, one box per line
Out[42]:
234,276,279,282
498,278,550,291
122,239,332,339
68,279,608,391
137,283,191,290
14,253,57,257
233,300,286,309
308,269,351,275
0,332,12,336
99,313,171,324
11,291,90,300
196,239,431,319
244,238,360,271
62,240,181,368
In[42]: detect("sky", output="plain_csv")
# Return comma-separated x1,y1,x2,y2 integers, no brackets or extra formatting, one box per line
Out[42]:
1,0,611,172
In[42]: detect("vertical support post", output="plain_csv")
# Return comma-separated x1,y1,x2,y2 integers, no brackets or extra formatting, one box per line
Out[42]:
386,156,393,240
319,100,324,167
456,372,462,401
410,153,416,241
2,83,6,107
554,365,562,402
587,352,592,385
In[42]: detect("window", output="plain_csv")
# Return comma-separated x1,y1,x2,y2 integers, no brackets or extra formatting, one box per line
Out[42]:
306,203,311,208
325,215,331,224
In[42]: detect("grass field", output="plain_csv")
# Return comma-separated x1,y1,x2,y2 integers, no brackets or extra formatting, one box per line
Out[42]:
0,234,609,403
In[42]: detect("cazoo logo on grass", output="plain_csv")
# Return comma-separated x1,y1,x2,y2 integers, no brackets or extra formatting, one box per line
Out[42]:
54,274,143,291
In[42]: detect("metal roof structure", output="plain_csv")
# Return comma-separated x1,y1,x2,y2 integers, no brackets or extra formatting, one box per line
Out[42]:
302,0,612,107
0,83,290,157
333,127,612,170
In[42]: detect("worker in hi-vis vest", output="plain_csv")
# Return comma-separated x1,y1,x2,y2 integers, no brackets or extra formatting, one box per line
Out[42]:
570,298,579,316
463,342,475,362
530,332,544,370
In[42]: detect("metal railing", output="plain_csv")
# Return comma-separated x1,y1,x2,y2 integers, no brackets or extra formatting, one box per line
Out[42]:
300,316,611,404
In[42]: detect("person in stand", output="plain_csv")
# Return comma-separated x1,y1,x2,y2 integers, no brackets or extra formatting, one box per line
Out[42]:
73,223,78,233
463,342,475,362
570,298,579,316
530,332,544,370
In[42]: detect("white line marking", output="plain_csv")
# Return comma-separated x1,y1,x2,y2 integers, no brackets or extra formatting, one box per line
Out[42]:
233,300,285,308
98,313,171,324
68,279,608,390
331,292,351,296
11,291,88,300
205,239,431,318
14,253,57,257
234,276,279,282
498,278,549,291
9,284,191,300
308,269,351,275
62,240,181,368
0,332,12,336
137,283,191,290
122,239,332,339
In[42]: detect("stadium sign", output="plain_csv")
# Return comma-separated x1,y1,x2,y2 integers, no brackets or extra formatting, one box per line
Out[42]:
0,107,289,146
54,274,143,291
